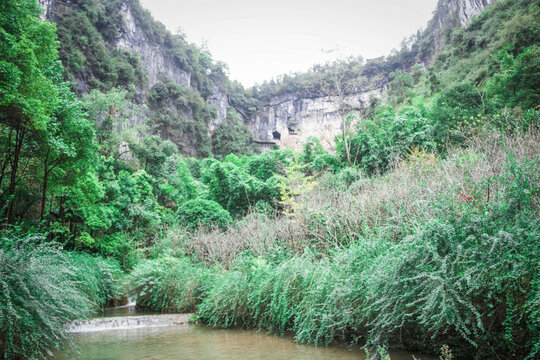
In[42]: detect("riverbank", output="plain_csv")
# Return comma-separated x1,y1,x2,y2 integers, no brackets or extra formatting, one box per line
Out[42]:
129,132,540,359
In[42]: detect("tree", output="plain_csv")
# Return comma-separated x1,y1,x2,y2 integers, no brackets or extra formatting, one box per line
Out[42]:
211,107,259,158
311,58,363,166
82,87,142,159
387,69,415,106
38,65,96,222
0,0,59,224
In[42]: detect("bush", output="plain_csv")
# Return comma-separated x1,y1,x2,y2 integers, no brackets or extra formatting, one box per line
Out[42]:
339,106,436,175
67,252,126,308
0,233,91,359
177,198,232,229
212,107,260,158
129,256,215,312
192,133,540,359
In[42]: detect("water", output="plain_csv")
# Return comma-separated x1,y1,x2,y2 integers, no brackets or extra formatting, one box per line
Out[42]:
53,307,430,360
67,314,191,333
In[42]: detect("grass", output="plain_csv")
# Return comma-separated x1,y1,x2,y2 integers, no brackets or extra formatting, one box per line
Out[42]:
131,130,539,359
0,232,125,359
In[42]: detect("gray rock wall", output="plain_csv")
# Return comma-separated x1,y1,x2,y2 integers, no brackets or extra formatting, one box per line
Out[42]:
249,87,385,151
431,0,497,51
248,0,497,151
115,3,191,89
38,0,53,20
37,0,496,152
457,0,497,25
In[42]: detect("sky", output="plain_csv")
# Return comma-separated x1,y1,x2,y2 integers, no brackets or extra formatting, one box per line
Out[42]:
139,0,439,86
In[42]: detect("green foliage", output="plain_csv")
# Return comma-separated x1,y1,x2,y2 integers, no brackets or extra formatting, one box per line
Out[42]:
1,0,539,359
0,231,124,359
212,107,259,158
0,0,97,227
200,159,282,218
148,81,215,157
0,0,58,128
129,255,214,312
431,0,539,88
388,69,416,106
55,0,145,92
177,199,232,230
66,251,126,309
487,45,540,109
82,87,142,158
228,81,259,117
338,105,435,175
192,149,540,358
429,82,486,147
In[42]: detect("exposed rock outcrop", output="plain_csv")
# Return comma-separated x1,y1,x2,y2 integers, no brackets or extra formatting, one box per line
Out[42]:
39,0,229,136
249,86,385,151
38,0,496,153
430,0,497,51
207,84,229,132
248,0,497,151
456,0,497,25
38,0,53,20
115,3,191,89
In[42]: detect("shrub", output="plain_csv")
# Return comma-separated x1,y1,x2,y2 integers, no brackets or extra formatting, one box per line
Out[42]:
184,213,277,264
67,252,126,308
212,107,260,158
177,198,232,229
0,233,91,359
193,132,539,359
129,256,215,312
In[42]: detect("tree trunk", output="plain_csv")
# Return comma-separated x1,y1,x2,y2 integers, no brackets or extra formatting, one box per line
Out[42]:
0,129,13,192
5,127,25,225
340,111,352,167
40,147,50,222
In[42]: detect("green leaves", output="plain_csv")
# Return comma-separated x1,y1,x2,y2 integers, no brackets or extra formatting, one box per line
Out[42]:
0,0,58,129
177,199,232,230
212,107,259,158
0,232,124,359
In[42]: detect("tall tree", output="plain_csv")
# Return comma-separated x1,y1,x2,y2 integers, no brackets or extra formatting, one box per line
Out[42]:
312,58,363,166
38,65,96,222
0,0,59,224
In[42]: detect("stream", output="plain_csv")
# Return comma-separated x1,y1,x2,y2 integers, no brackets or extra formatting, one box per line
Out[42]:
52,306,430,360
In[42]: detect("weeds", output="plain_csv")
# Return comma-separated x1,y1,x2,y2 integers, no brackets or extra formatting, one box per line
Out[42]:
138,132,539,359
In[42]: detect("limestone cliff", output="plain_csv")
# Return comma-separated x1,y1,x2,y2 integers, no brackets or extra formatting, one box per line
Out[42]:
39,0,497,154
249,86,385,151
114,3,191,89
39,0,229,136
429,0,498,51
246,0,497,151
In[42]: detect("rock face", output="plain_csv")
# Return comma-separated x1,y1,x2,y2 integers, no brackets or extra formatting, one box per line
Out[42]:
456,0,497,25
37,0,496,153
115,3,191,89
430,0,497,51
39,0,229,132
38,0,53,20
248,0,496,151
207,84,229,132
249,86,385,151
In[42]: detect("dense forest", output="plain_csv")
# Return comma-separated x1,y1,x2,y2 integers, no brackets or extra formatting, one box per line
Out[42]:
0,0,538,359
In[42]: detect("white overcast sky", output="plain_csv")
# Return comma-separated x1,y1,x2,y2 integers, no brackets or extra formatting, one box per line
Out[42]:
139,0,439,86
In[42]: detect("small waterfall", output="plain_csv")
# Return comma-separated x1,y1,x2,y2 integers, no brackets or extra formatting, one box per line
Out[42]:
125,297,137,307
67,314,192,333
113,296,137,308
